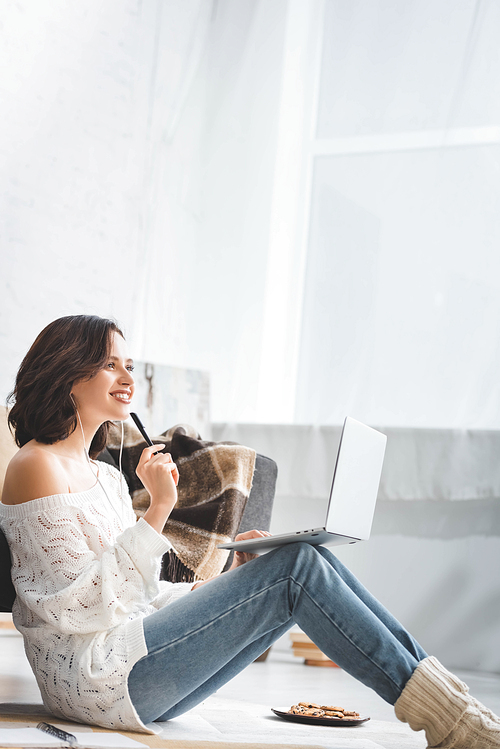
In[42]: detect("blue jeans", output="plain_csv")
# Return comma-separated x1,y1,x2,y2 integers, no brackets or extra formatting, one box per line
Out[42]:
128,543,427,724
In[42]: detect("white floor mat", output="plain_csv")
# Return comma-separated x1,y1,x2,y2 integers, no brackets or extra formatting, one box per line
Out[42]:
156,696,426,749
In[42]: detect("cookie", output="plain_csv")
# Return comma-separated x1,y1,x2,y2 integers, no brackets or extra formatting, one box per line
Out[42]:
289,705,306,714
321,705,345,712
298,701,321,709
288,702,360,720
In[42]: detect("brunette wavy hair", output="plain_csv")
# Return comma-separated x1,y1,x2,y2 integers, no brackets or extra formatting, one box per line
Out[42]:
8,315,124,458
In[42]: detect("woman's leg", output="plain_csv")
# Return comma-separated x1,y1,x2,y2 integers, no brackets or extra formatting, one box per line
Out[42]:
315,546,427,661
128,542,426,724
134,624,293,722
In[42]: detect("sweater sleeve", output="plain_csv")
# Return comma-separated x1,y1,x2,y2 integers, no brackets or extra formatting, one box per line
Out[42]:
150,580,195,609
10,507,172,634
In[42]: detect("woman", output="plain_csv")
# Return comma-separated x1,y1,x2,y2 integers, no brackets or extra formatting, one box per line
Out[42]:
0,315,498,748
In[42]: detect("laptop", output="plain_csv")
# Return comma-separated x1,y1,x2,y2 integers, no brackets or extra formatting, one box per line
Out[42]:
217,417,387,555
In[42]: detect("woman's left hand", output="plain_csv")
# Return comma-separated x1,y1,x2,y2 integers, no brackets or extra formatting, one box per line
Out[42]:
229,529,272,570
191,529,273,590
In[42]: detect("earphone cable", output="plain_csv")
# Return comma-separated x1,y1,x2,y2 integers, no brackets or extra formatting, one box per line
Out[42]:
74,405,126,529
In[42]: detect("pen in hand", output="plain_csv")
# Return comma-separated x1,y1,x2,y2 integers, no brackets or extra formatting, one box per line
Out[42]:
130,412,162,455
130,412,153,446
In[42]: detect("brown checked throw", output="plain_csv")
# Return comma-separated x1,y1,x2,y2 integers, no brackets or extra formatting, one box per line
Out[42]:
106,423,256,583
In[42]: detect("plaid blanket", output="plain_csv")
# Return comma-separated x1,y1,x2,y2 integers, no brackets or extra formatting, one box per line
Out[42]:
107,423,256,582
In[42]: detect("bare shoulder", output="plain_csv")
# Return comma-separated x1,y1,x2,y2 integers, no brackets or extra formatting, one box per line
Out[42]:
1,444,69,505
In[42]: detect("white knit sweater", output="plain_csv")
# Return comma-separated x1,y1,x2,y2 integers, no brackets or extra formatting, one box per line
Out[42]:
0,461,193,732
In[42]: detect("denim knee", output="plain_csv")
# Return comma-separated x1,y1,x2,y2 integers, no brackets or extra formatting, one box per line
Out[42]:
270,541,332,573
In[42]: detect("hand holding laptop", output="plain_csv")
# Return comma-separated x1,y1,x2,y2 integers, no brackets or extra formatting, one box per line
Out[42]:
230,529,273,568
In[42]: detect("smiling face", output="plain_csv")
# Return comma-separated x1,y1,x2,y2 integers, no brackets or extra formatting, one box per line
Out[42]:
70,331,135,426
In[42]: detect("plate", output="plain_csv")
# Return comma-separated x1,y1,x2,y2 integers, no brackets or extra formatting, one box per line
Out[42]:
271,707,370,727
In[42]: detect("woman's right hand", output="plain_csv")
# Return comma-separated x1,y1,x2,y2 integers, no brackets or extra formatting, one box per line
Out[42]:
136,445,179,533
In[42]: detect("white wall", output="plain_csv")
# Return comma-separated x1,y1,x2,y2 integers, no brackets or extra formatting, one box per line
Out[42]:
0,0,214,398
1,0,146,395
0,0,291,425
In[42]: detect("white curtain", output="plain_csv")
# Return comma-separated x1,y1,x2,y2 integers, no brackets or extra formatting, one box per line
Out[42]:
129,0,213,368
150,0,500,429
137,0,291,422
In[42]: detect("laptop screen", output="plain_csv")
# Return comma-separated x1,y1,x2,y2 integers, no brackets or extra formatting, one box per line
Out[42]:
324,417,387,540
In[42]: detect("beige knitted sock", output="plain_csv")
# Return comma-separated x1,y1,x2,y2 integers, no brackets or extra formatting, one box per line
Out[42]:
395,656,500,747
433,705,500,748
395,656,469,746
432,665,500,726
470,697,500,726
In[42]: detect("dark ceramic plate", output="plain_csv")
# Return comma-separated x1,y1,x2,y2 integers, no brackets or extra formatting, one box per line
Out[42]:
271,708,370,727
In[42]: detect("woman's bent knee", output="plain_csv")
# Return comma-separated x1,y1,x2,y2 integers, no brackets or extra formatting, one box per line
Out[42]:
253,542,342,589
270,541,331,568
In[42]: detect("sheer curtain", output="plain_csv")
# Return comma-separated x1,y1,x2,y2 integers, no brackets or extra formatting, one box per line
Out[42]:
157,0,500,428
3,0,496,430
136,0,292,422
129,0,213,368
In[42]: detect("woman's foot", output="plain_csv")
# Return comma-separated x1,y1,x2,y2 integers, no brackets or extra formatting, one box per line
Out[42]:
470,697,500,726
433,705,500,747
394,656,500,748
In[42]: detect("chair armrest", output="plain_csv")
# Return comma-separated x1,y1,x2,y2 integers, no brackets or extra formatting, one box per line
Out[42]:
222,453,277,571
238,453,277,533
0,527,15,613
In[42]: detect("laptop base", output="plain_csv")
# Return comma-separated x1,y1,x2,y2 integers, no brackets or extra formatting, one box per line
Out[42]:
217,529,359,555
